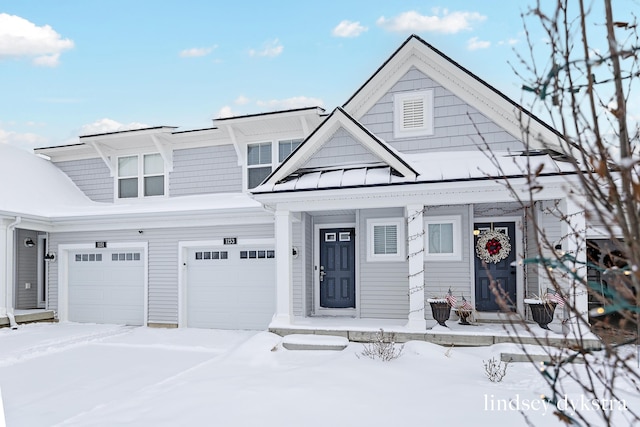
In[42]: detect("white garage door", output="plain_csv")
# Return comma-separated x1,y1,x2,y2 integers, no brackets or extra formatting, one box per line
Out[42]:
68,250,145,325
187,246,275,330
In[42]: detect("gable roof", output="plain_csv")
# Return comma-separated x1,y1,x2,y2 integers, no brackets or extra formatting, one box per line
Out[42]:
343,34,564,151
255,107,417,192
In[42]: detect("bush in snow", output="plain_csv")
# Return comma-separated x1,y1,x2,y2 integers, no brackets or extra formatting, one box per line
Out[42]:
483,356,509,382
359,329,404,361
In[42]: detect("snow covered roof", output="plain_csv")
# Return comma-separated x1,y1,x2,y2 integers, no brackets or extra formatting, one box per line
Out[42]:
0,144,263,220
0,144,96,217
253,151,575,193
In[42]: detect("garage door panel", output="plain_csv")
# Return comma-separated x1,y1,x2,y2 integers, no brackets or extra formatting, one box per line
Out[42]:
187,246,275,330
68,250,144,326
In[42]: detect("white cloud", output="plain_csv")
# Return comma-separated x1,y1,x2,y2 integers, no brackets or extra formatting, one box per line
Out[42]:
498,38,519,46
179,45,217,58
217,106,234,118
332,20,368,38
0,128,48,150
256,96,324,111
234,95,250,106
79,118,149,136
0,13,74,66
467,37,491,51
377,10,486,34
249,39,283,58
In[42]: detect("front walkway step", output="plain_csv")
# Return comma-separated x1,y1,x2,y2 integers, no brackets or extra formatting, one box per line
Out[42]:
282,334,349,351
0,311,56,329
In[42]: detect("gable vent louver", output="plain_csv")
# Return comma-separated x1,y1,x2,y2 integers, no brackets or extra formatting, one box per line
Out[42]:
402,98,424,129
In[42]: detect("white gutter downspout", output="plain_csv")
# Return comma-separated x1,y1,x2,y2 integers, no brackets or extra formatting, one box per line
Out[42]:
4,216,21,329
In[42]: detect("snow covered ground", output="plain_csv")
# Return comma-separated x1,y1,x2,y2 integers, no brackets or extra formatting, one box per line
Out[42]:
0,323,637,427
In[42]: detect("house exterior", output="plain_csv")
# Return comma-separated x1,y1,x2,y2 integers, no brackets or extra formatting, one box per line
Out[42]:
0,35,590,336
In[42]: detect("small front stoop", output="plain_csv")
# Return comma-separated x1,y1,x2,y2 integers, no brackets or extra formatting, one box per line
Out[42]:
282,334,349,351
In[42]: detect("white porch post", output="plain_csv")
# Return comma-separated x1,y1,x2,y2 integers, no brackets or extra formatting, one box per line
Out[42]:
273,210,293,326
564,197,589,333
406,204,426,331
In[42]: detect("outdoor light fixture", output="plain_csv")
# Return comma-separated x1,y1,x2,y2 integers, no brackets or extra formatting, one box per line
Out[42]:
473,229,480,236
24,237,35,248
44,252,56,262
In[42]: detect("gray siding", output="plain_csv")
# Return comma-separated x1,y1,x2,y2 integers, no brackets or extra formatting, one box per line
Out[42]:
360,66,524,154
358,208,409,319
55,158,113,202
171,145,242,196
15,228,39,309
302,128,379,169
48,223,274,325
424,205,472,320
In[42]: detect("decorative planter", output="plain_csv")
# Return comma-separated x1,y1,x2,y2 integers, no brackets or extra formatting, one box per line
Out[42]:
525,299,557,330
454,309,472,325
428,299,451,327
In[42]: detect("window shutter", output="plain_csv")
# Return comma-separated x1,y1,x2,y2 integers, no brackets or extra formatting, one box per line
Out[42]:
402,98,424,129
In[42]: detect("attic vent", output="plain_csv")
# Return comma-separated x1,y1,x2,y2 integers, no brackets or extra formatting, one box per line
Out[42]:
402,98,424,129
393,90,434,138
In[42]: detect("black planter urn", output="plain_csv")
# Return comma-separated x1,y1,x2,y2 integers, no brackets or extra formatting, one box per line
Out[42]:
428,300,451,327
527,301,557,330
455,309,472,325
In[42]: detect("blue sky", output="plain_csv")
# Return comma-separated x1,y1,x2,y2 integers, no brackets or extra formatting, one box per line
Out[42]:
0,1,635,151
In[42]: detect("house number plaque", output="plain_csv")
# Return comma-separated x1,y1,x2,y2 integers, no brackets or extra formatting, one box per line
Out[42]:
223,237,237,245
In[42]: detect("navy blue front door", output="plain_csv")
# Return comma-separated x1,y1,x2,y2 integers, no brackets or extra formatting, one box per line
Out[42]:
319,228,355,308
474,222,517,312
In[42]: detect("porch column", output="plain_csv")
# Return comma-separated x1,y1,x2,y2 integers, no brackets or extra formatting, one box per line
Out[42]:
406,204,426,331
564,197,588,333
273,210,293,326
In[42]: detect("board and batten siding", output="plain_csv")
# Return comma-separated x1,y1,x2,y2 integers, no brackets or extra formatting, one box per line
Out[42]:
47,223,275,326
359,66,524,154
423,205,471,321
54,158,113,202
358,208,409,319
170,145,242,196
301,128,379,170
15,228,39,309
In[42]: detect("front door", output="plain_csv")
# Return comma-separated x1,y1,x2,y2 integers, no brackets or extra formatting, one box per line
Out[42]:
474,222,517,312
319,228,355,309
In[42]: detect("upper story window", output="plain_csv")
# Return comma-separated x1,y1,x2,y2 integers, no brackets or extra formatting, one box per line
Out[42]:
278,138,302,162
393,90,434,138
117,153,165,199
247,142,272,189
247,138,303,189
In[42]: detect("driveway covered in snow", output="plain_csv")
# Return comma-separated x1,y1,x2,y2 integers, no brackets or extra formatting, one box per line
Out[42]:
0,323,637,426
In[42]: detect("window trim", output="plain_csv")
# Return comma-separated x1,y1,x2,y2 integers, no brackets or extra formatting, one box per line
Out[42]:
245,138,304,191
115,153,167,200
393,90,434,138
424,215,462,261
367,218,405,262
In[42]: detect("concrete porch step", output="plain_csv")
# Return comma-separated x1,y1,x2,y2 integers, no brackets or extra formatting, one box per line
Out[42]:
282,334,349,351
0,310,56,329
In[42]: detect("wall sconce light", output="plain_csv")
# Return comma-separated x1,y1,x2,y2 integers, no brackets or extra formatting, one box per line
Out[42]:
44,252,56,262
473,229,480,236
24,237,35,248
292,247,299,258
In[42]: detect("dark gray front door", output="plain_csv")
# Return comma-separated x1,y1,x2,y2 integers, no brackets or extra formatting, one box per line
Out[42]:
319,228,355,308
474,222,517,312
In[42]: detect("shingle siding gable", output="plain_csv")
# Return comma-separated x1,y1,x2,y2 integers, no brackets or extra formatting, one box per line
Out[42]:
301,127,380,170
359,66,524,154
